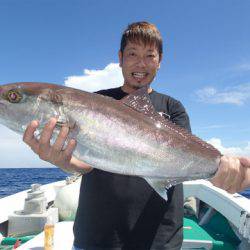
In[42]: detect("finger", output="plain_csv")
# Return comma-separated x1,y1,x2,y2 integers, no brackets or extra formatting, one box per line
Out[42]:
23,120,39,145
62,139,77,161
240,166,250,191
210,156,229,188
222,157,240,192
23,120,40,153
39,118,57,146
210,171,224,188
227,159,243,193
239,157,250,168
38,118,57,160
52,126,69,153
228,168,244,193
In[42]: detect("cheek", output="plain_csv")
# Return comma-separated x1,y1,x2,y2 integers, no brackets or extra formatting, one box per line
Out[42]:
121,61,133,74
148,64,159,74
121,66,131,79
122,58,134,67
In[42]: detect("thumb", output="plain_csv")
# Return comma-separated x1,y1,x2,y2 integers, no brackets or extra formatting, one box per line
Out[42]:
240,166,250,191
239,157,250,168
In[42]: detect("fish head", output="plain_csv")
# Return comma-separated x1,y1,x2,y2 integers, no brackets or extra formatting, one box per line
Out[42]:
0,82,68,134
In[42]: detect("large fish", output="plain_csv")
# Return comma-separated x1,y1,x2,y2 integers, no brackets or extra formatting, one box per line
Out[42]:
0,82,221,199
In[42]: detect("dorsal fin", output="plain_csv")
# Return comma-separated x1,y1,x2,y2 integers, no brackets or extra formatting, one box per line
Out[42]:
120,87,221,157
120,86,156,116
120,86,170,131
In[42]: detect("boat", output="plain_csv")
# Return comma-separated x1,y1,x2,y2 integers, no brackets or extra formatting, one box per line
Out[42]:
0,175,250,250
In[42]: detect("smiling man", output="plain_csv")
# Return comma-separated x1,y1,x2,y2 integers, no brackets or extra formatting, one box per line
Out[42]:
23,22,250,250
119,30,162,93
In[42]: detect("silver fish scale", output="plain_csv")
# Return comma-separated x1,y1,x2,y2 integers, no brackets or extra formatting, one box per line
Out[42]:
67,106,218,179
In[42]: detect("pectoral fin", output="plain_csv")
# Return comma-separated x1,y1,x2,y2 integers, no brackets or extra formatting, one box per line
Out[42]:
144,177,187,201
143,177,171,201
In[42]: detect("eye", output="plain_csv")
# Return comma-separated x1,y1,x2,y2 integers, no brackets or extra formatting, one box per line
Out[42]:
7,90,22,103
129,52,136,57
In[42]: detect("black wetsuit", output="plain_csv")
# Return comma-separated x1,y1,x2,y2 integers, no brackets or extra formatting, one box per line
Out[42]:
73,87,191,250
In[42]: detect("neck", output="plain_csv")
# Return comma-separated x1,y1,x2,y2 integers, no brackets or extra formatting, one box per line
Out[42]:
121,83,152,94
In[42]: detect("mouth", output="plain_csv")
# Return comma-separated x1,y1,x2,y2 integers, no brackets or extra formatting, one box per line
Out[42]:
131,72,148,81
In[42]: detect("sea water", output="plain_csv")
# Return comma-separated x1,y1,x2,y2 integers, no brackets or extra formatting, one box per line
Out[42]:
0,168,68,198
0,168,249,198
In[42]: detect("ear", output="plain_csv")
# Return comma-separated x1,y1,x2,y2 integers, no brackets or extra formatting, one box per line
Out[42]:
118,50,123,67
158,53,163,70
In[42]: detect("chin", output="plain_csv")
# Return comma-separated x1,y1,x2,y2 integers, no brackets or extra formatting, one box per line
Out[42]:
128,81,150,89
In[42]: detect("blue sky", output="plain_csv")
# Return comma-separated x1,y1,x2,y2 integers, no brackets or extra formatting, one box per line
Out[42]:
0,0,250,167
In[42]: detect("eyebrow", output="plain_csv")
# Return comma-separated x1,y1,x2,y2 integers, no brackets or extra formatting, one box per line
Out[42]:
126,47,156,52
126,47,136,51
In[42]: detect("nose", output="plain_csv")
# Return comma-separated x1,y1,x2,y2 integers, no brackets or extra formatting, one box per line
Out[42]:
136,56,147,67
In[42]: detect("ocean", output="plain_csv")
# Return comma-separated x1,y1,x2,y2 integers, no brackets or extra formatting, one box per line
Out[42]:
0,168,250,198
0,168,69,198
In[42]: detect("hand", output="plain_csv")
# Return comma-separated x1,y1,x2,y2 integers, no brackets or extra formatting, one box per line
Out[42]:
238,157,250,191
23,117,77,172
210,155,250,194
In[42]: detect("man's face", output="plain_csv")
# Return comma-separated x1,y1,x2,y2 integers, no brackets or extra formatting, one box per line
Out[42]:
119,41,161,90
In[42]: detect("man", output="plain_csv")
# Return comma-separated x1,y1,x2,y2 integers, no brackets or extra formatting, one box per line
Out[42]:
23,22,250,250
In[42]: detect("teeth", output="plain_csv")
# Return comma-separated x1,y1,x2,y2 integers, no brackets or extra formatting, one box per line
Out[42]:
132,72,147,78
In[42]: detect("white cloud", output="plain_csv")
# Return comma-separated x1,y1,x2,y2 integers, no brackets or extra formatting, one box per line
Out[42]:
0,125,54,168
195,83,250,105
208,138,250,156
201,125,230,130
64,63,123,92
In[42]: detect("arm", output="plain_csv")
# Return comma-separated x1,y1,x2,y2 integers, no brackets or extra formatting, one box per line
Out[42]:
23,118,93,174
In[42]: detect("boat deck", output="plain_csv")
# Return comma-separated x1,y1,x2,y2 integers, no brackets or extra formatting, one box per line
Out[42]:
183,215,240,250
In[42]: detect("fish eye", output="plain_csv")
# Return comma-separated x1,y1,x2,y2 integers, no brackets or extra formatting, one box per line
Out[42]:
7,89,22,103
